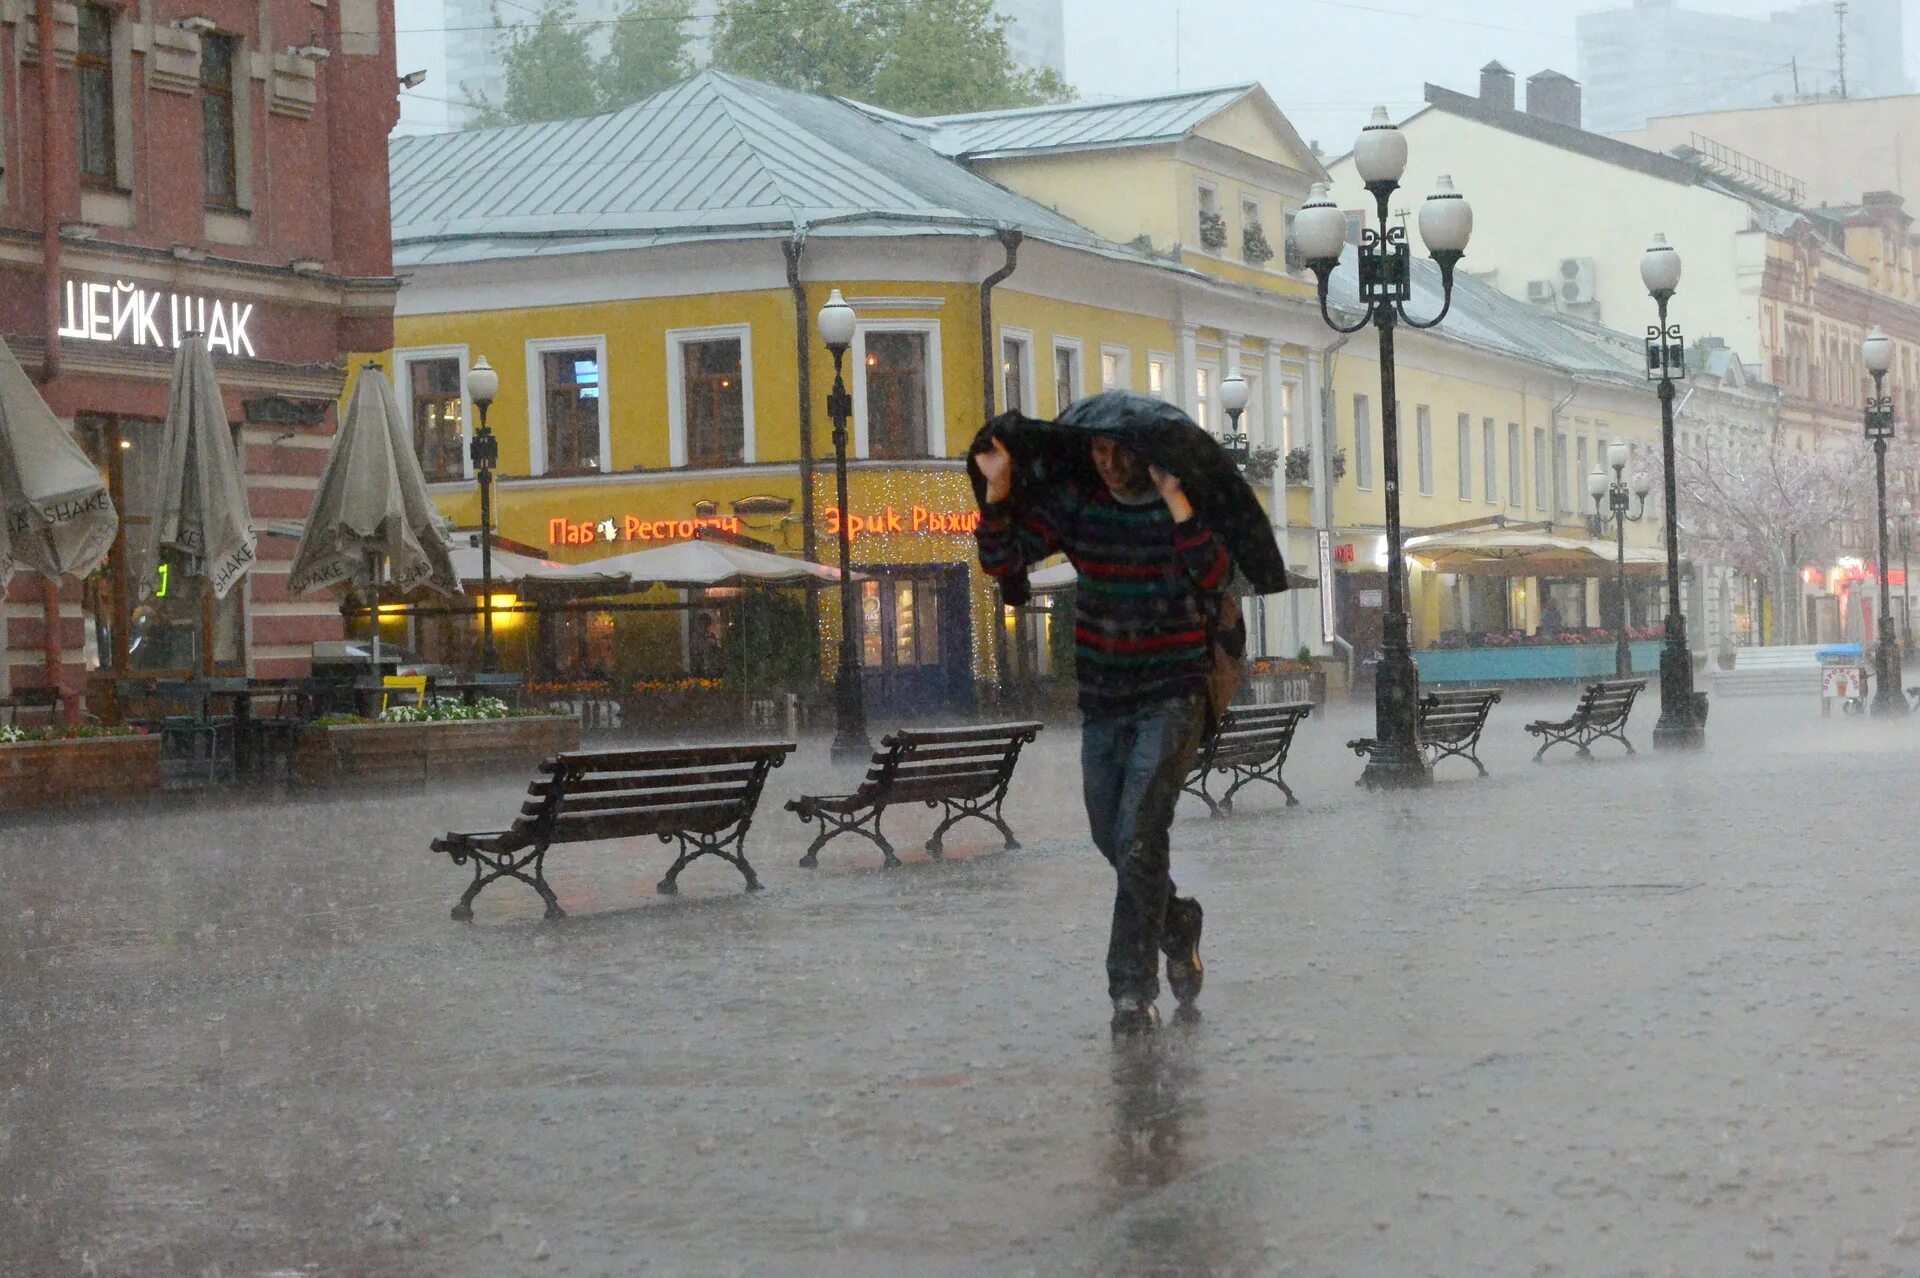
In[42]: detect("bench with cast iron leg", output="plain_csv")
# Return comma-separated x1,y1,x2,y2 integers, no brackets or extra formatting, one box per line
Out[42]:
1525,679,1645,761
787,721,1043,868
1418,687,1503,777
431,741,795,920
1182,702,1313,817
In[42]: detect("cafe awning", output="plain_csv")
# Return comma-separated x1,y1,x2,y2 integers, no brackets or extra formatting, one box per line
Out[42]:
1025,557,1318,592
1404,528,1665,577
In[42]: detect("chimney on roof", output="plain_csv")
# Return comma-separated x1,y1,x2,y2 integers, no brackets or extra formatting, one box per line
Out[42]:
1479,61,1515,111
1525,69,1582,130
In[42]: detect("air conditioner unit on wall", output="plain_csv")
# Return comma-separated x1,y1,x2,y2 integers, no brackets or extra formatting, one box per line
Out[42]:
1526,279,1557,304
1559,257,1596,305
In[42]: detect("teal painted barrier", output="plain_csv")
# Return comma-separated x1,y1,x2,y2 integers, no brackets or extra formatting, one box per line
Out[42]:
1414,641,1663,684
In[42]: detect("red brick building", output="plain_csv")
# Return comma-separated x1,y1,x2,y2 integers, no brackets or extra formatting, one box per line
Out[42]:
2,0,399,701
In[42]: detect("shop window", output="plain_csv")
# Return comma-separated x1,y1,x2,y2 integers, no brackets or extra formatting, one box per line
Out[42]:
1053,340,1083,413
861,580,885,666
77,4,116,186
860,575,943,667
861,329,932,459
201,33,239,209
1001,333,1032,413
404,355,466,484
682,337,746,467
79,415,244,676
535,343,605,474
1353,394,1373,490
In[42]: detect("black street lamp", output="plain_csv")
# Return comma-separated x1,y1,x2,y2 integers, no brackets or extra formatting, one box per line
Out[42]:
1587,440,1652,678
1219,369,1251,466
1294,108,1474,790
1641,234,1707,748
818,289,872,762
1860,327,1908,716
465,355,501,674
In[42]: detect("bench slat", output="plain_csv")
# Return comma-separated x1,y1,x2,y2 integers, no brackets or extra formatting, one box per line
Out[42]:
544,801,747,841
529,765,764,797
545,742,794,773
521,784,756,819
882,721,1042,749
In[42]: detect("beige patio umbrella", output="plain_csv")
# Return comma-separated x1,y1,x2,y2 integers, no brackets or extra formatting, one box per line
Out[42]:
138,336,258,615
0,339,117,587
555,537,861,589
0,338,118,702
1403,527,1613,576
287,363,458,671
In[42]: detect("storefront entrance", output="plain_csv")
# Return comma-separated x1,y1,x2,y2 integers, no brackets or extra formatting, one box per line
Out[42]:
857,564,973,717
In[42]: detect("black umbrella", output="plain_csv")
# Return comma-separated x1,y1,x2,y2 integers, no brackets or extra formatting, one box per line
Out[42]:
965,390,1289,604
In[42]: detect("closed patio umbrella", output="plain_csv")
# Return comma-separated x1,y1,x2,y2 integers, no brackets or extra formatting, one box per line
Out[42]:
287,363,458,672
0,339,117,587
0,338,118,705
138,336,258,619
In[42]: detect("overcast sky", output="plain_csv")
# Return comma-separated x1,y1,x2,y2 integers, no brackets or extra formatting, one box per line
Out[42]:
396,0,1920,140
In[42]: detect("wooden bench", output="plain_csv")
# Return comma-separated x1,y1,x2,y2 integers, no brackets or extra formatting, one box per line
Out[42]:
1417,687,1504,777
787,721,1042,868
1181,702,1312,817
431,741,795,920
1525,679,1645,761
1347,687,1503,783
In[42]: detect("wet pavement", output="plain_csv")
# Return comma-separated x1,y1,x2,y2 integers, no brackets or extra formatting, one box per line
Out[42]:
6,690,1920,1276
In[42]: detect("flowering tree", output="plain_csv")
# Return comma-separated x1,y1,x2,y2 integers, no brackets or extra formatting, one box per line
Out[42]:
1674,429,1896,645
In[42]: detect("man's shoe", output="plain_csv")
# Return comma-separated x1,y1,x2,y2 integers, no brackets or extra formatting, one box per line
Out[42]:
1111,997,1159,1036
1165,898,1204,1007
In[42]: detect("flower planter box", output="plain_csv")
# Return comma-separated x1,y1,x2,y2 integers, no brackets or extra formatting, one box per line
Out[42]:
291,714,580,788
1245,664,1327,707
0,734,162,813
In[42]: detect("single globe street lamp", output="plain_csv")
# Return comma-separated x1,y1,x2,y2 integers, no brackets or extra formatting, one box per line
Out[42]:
1295,107,1474,789
1861,327,1908,716
465,355,502,673
1640,233,1707,747
818,288,873,762
1588,439,1652,678
1219,369,1251,466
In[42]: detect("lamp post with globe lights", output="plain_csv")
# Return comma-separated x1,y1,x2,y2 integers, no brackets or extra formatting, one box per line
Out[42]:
1860,327,1908,716
1292,107,1474,789
817,289,873,761
1588,440,1652,678
464,356,501,673
1219,370,1251,465
1641,234,1707,747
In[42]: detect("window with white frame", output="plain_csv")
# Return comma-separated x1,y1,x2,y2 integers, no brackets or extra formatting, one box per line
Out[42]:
1001,331,1033,413
1576,435,1590,508
1507,423,1522,507
1281,378,1301,453
1483,419,1498,505
1197,182,1221,248
1553,429,1569,512
1416,405,1434,495
396,348,468,484
1533,426,1549,512
669,326,753,468
1052,339,1083,413
1354,394,1374,490
1457,412,1472,500
1147,353,1173,402
856,322,941,459
1194,364,1215,431
529,337,608,475
1100,345,1130,391
1235,369,1261,445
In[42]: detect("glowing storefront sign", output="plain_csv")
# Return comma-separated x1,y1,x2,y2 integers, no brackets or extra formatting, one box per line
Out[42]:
549,515,742,546
823,505,980,542
57,279,256,356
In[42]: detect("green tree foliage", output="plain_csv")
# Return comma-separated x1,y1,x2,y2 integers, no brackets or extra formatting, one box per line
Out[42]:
597,0,696,109
712,0,1075,115
470,0,696,127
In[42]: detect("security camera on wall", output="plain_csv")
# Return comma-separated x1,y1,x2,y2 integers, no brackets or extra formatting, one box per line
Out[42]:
172,16,218,34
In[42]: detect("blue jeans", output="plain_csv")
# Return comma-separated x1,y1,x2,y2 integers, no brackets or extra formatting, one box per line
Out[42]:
1081,695,1206,1002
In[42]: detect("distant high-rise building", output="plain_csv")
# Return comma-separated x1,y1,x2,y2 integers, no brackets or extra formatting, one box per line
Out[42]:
1577,0,1905,135
443,0,1067,128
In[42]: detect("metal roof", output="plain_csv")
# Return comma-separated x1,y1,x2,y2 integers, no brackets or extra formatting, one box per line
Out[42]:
918,84,1258,160
389,70,1103,265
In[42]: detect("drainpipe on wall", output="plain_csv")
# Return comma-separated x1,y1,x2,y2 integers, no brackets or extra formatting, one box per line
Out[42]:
784,230,822,680
38,0,71,718
977,229,1022,707
1548,383,1579,533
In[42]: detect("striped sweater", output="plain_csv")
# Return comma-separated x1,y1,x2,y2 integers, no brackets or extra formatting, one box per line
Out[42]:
976,485,1230,717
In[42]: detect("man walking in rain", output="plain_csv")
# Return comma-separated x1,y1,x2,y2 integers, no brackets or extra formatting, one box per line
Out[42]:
972,392,1248,1036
